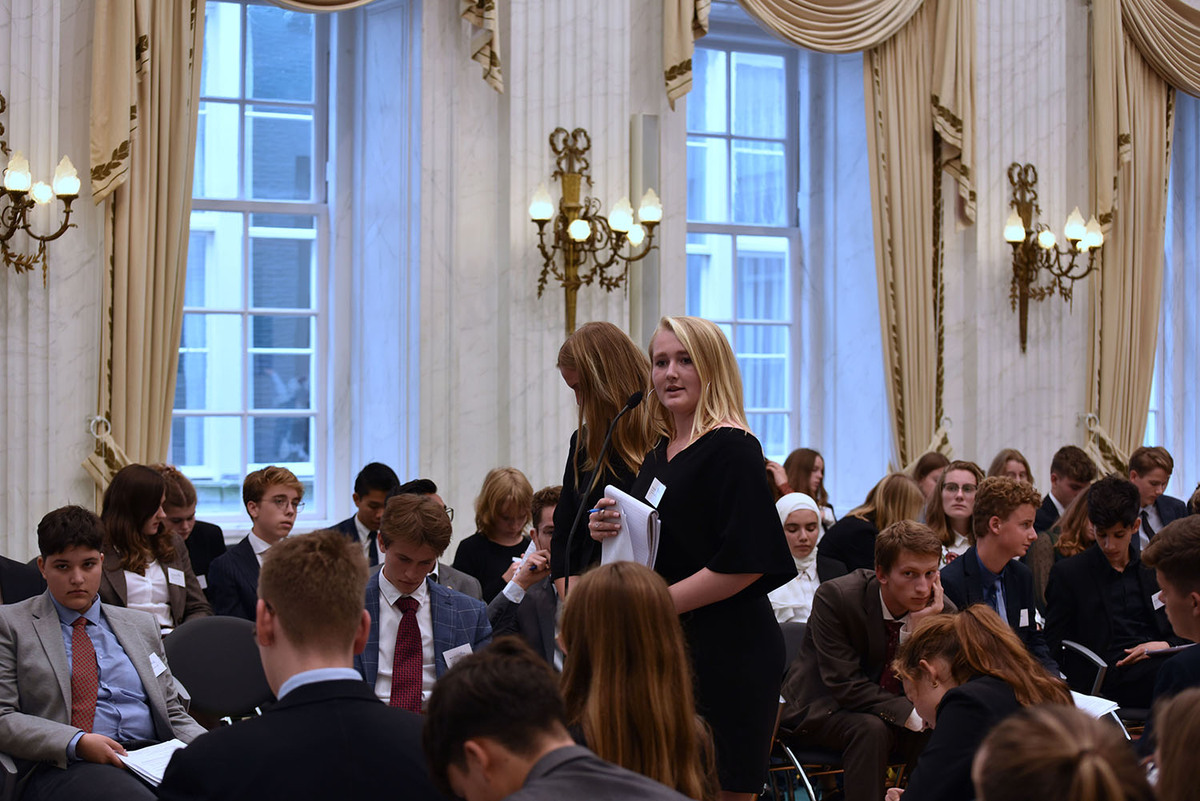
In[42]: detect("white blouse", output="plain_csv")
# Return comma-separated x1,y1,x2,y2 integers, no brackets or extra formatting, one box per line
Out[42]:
124,559,173,632
768,561,820,624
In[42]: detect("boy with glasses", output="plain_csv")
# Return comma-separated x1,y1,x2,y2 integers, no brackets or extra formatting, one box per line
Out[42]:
207,466,304,620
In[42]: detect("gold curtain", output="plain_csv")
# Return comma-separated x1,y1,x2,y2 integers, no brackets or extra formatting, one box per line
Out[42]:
87,0,205,496
704,0,974,466
1088,0,1196,458
460,0,504,93
665,0,712,108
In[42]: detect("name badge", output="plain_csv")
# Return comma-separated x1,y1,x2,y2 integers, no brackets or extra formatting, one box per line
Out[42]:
197,575,208,590
1152,590,1165,610
148,652,168,677
167,568,186,587
645,478,667,508
1019,609,1030,628
443,644,472,669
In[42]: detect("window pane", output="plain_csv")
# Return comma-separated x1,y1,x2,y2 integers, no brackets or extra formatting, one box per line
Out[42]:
246,6,315,103
748,412,789,463
250,415,314,465
251,351,312,411
736,235,790,321
250,230,315,309
247,104,314,200
201,2,242,99
732,139,786,225
176,313,244,412
687,48,727,134
686,233,734,320
732,51,785,138
187,211,245,308
736,323,788,409
194,102,241,200
174,416,244,502
687,136,729,223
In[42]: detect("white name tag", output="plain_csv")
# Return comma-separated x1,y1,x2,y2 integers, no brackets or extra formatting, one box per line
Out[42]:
645,478,666,509
1019,609,1030,628
197,575,208,590
1152,590,1165,610
167,568,185,587
148,652,168,677
442,644,472,669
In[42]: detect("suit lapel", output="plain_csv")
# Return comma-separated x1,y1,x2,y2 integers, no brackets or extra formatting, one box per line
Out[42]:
30,594,73,711
533,582,558,664
106,607,170,739
863,575,886,673
102,551,129,605
428,579,453,675
960,550,985,606
359,571,382,685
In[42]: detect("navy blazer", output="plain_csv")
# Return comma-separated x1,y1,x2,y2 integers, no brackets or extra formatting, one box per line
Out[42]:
205,537,260,620
1151,495,1189,534
355,572,491,685
334,515,361,542
1033,494,1061,533
1045,544,1182,667
487,577,558,666
941,546,1056,672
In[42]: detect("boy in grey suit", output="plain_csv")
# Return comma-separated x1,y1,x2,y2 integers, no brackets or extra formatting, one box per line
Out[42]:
0,506,204,801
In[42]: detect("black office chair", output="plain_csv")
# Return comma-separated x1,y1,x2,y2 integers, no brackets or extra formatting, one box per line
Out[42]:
164,616,274,726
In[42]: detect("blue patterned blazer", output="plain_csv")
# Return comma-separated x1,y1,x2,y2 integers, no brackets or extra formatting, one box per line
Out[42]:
355,572,491,685
205,537,260,621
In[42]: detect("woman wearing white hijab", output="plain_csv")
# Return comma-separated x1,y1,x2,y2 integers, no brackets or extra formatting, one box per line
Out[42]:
767,492,823,624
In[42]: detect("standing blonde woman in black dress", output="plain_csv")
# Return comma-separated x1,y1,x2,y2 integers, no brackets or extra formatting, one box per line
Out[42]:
592,316,794,801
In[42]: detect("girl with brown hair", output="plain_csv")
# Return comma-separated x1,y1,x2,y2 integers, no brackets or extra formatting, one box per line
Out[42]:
887,604,1072,801
986,448,1032,483
972,705,1153,801
552,321,658,595
1152,687,1200,801
561,561,717,801
783,447,836,529
99,463,211,633
923,460,985,564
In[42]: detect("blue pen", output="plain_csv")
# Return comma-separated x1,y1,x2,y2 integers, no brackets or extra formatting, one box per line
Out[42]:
586,507,604,515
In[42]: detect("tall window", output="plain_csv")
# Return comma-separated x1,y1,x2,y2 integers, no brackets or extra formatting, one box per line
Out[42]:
686,20,797,461
173,1,328,518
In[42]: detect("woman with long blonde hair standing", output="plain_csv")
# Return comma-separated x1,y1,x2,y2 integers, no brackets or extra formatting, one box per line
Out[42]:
590,316,795,801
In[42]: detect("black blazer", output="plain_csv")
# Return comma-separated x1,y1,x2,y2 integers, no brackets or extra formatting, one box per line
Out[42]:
940,546,1056,672
156,679,442,801
815,514,878,581
1033,494,1060,533
334,515,361,542
1138,643,1200,756
0,555,44,605
184,520,227,581
1045,544,1181,666
205,537,260,620
487,577,558,666
902,675,1022,801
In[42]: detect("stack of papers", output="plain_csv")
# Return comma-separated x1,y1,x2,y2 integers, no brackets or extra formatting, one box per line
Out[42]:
600,485,660,569
117,739,186,786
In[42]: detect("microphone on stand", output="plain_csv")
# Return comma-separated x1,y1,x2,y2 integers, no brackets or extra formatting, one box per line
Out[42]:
563,391,645,595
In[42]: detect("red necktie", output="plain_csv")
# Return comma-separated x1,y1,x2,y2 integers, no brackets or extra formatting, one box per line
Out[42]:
389,596,422,712
70,617,99,731
880,619,904,695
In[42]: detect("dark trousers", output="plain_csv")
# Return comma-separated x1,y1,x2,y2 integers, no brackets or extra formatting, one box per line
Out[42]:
1103,657,1163,709
794,711,927,801
21,761,155,801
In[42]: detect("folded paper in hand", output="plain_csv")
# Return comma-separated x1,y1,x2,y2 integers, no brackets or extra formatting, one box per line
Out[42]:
117,738,186,786
600,485,660,568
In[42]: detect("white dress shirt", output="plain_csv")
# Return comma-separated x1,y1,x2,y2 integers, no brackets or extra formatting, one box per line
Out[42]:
124,559,172,631
353,515,376,563
249,531,274,566
374,573,436,708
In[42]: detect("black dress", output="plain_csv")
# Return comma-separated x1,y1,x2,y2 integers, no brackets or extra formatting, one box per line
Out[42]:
550,431,639,581
451,532,531,603
631,428,796,792
816,512,879,580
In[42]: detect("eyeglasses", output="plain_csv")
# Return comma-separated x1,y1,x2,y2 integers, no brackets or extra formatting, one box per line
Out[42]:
444,505,455,522
268,497,305,513
943,483,977,495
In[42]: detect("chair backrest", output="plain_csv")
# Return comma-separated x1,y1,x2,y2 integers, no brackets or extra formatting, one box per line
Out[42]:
780,622,807,675
164,616,274,719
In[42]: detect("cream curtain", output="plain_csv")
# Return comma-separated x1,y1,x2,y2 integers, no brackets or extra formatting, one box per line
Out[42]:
1088,0,1199,459
460,0,504,93
87,0,205,495
702,0,974,466
665,0,711,108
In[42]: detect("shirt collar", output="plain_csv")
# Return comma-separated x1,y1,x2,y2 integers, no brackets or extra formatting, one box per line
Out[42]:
879,588,906,623
354,515,371,540
379,570,430,608
277,667,364,700
49,593,102,626
974,549,1006,591
248,531,275,556
1049,492,1066,517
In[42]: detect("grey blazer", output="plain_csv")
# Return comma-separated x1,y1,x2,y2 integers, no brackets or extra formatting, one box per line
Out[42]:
0,592,206,768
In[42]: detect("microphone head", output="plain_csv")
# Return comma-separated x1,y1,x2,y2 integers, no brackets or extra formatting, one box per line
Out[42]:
626,391,644,409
